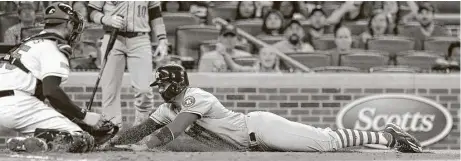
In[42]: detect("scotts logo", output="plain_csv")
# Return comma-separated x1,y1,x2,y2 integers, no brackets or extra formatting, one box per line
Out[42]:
336,94,453,149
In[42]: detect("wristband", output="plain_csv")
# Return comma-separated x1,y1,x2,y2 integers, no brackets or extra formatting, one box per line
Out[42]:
154,24,167,40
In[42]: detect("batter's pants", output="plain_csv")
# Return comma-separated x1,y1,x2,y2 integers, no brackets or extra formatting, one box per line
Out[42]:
246,111,341,152
100,33,154,125
0,92,82,135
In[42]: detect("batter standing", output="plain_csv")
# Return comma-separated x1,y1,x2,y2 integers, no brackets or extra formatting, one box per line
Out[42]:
105,64,423,153
88,1,169,126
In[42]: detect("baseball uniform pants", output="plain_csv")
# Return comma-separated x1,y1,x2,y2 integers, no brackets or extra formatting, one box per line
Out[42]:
0,91,82,135
100,33,154,125
246,111,341,152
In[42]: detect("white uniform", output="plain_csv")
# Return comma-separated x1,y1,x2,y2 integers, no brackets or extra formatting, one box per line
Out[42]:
0,37,82,134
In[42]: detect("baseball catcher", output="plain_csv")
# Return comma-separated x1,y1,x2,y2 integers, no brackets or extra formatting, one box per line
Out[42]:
0,2,117,153
104,64,422,153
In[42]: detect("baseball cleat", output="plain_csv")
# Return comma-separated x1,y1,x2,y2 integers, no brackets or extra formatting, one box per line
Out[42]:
384,123,423,153
7,137,48,153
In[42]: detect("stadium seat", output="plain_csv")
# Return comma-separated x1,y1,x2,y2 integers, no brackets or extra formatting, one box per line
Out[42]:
176,25,219,64
340,52,389,71
396,50,442,71
434,14,460,26
312,34,360,50
432,1,460,14
233,56,258,66
343,20,368,36
159,12,201,47
258,35,285,45
199,40,252,55
369,65,421,73
424,36,459,56
0,13,20,42
367,36,415,57
210,5,237,21
286,51,332,68
312,66,361,73
234,19,263,36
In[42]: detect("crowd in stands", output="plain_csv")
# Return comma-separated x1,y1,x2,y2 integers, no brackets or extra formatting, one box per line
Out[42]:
0,1,459,73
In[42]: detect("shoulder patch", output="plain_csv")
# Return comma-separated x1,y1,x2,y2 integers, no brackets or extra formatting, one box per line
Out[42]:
182,96,196,108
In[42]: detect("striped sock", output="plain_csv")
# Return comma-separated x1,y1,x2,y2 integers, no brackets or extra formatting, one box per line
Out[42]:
333,129,392,148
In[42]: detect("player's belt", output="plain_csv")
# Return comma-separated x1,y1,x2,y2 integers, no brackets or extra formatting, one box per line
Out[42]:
105,31,147,38
0,90,14,98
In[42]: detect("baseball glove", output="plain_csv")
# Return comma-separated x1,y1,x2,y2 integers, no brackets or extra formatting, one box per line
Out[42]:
76,119,120,146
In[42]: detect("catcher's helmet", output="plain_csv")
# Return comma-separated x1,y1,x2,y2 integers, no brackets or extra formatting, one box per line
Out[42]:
44,2,84,46
150,64,189,102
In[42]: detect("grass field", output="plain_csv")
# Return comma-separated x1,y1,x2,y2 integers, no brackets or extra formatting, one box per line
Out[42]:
0,150,459,161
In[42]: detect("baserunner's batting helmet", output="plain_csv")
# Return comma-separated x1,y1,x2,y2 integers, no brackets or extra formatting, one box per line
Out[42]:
44,2,84,46
150,64,189,102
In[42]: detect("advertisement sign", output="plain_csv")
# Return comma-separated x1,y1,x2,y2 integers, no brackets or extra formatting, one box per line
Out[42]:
336,94,453,149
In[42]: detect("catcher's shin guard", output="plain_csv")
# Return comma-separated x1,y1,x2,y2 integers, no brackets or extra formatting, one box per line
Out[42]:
34,128,95,153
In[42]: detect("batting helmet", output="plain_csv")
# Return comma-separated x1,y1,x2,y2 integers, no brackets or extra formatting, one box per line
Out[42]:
150,64,189,102
44,2,84,46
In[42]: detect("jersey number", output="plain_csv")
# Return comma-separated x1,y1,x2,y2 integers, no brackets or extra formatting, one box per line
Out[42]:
137,5,147,18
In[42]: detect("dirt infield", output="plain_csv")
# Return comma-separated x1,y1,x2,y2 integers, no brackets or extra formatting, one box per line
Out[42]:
1,150,459,161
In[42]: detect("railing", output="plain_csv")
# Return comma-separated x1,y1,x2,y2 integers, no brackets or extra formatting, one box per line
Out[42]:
212,17,313,73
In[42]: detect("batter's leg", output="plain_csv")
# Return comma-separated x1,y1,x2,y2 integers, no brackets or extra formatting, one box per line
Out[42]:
246,111,394,152
125,34,154,126
100,34,127,126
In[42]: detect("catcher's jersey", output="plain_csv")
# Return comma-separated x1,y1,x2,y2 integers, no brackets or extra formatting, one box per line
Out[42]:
0,37,70,94
88,1,160,32
150,88,250,150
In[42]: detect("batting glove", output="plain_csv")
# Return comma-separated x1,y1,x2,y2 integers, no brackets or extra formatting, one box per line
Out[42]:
82,112,103,128
153,39,169,61
102,15,125,29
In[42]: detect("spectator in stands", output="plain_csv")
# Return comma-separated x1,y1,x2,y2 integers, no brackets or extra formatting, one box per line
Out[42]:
221,47,281,73
3,2,41,45
0,1,44,15
374,1,419,35
69,42,99,70
306,7,328,39
360,12,390,48
258,10,285,37
328,1,373,25
235,1,258,20
189,2,211,25
273,19,314,53
198,25,252,72
433,41,460,71
72,1,98,28
272,1,307,20
401,2,450,50
331,23,354,65
160,2,190,12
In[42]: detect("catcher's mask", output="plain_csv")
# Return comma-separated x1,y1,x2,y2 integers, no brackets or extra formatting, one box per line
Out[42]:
150,64,189,102
44,2,84,48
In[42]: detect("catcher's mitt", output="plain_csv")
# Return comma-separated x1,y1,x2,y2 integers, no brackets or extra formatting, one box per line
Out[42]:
76,120,120,146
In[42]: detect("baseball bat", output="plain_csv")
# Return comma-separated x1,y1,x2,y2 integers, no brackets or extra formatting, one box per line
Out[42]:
87,28,119,111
